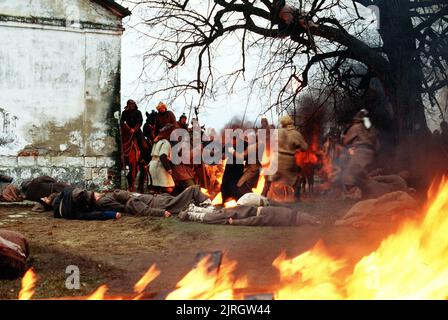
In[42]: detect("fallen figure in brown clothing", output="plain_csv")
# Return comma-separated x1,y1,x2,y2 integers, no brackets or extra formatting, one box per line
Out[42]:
0,175,70,213
0,229,29,279
94,188,320,227
178,202,321,227
93,185,211,217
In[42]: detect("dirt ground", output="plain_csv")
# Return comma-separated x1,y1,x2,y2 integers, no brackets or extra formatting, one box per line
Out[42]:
0,196,402,299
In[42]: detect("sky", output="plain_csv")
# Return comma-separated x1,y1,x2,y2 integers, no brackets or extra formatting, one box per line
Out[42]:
119,1,435,132
119,1,274,131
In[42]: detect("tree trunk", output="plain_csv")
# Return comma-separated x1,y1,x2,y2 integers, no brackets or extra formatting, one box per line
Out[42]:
377,0,431,187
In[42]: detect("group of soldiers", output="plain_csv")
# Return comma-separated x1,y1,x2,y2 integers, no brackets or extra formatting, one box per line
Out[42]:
0,105,409,280
120,96,394,206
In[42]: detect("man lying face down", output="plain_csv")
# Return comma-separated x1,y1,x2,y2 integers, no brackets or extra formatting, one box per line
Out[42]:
178,193,321,227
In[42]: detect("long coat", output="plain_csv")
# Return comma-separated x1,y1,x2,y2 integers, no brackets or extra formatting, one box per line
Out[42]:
269,125,308,186
149,139,175,187
95,186,209,217
184,205,301,226
342,123,378,186
21,176,70,202
155,111,177,136
126,185,209,216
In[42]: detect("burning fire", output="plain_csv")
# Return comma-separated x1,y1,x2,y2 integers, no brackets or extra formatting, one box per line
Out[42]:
251,148,270,195
224,199,237,208
200,188,210,197
16,179,448,300
211,192,223,206
87,285,108,300
18,268,37,300
274,178,448,299
344,177,448,299
134,264,160,294
252,175,265,195
166,256,247,300
295,133,320,167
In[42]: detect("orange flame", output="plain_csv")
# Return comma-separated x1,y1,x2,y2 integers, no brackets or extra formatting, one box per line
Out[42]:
296,134,320,167
134,264,160,294
274,178,448,299
211,192,223,206
273,241,346,300
224,199,237,208
17,178,448,300
344,177,448,299
252,148,270,195
86,285,108,300
18,268,37,300
166,255,247,300
200,188,210,197
252,175,265,195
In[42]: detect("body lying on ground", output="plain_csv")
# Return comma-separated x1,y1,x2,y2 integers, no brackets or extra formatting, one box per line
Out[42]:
174,192,319,226
21,176,71,211
359,171,412,199
0,229,29,279
45,188,121,221
335,191,418,228
94,185,210,217
178,203,320,227
0,175,70,213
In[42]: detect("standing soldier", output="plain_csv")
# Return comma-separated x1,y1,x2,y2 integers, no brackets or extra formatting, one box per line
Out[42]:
149,124,176,194
236,132,261,198
154,102,177,136
342,109,379,192
263,115,308,201
177,113,189,130
120,99,144,156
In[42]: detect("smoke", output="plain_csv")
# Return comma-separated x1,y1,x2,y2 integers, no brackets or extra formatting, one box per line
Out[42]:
220,115,254,134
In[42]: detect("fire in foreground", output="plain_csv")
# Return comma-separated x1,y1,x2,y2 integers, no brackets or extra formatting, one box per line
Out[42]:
18,179,448,300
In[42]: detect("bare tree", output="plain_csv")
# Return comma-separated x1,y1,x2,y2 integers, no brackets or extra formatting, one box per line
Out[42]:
124,0,447,160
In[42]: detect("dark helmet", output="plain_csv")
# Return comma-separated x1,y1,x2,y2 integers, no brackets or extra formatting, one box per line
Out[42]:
126,99,137,110
353,109,369,122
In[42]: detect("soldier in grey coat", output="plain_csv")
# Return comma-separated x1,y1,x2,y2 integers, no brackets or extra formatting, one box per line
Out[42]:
95,185,210,217
178,203,320,227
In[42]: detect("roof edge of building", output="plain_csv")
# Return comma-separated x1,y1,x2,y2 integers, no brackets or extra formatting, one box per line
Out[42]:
91,0,132,18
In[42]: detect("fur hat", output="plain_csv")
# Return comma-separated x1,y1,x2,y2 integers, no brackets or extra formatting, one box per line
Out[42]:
280,115,294,127
156,102,167,112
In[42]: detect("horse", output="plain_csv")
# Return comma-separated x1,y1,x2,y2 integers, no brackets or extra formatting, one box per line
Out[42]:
121,125,151,193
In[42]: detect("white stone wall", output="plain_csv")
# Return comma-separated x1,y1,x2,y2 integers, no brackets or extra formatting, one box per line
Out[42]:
0,0,123,189
0,156,116,187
